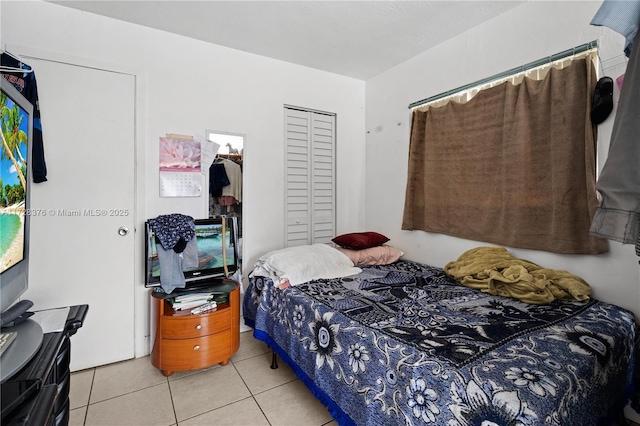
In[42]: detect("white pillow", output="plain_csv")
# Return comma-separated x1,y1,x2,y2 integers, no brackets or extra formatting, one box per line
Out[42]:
251,244,361,287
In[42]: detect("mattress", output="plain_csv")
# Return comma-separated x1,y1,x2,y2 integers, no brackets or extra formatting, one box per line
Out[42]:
243,259,637,425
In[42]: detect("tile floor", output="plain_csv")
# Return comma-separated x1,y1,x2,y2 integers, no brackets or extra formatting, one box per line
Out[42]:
68,330,640,426
68,331,337,426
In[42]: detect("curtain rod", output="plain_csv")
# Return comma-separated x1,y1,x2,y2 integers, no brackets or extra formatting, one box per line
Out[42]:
408,40,598,110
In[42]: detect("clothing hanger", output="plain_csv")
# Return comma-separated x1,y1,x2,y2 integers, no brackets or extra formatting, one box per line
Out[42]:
0,66,33,74
215,154,240,162
0,49,34,74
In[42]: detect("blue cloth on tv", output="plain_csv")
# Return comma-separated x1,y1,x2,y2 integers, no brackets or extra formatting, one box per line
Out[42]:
148,214,195,250
149,214,198,293
156,237,198,293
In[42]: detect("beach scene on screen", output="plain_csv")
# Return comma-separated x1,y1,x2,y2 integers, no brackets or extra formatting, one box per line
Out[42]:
0,94,28,273
150,227,235,278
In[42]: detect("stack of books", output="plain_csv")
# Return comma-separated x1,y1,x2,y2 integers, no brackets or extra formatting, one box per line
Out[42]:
170,292,216,311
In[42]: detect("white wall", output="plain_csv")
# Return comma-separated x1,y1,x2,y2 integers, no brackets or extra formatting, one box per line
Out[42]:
2,0,366,357
365,1,640,321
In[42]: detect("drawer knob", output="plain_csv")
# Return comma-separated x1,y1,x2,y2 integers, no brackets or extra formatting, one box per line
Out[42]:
195,324,202,330
193,345,200,351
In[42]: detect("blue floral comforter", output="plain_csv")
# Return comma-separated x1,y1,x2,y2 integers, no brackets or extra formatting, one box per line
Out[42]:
243,260,637,426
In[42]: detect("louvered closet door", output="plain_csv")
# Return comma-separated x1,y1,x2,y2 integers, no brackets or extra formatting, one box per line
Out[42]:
285,107,336,247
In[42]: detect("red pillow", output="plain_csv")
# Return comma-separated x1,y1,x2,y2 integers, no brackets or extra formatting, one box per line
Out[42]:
332,232,389,250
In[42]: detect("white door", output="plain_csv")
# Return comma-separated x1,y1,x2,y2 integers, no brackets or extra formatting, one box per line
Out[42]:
25,58,135,370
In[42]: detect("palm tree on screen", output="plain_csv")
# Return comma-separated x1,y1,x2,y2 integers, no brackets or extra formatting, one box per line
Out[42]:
1,96,27,191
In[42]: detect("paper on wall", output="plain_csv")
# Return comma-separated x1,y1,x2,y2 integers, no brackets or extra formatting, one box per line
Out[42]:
159,136,203,197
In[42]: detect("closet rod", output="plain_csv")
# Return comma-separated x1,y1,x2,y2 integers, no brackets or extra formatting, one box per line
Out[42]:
408,40,598,110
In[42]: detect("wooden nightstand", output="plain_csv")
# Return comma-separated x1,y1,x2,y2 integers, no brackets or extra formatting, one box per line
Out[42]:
150,280,240,376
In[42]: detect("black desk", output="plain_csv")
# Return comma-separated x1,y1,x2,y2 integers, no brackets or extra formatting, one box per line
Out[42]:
1,305,88,426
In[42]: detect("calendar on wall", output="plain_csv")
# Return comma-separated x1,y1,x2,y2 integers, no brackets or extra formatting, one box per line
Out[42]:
159,135,204,197
158,134,220,197
158,136,202,197
159,172,203,197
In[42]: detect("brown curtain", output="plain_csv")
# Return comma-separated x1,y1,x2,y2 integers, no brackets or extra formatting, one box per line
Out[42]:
402,58,608,254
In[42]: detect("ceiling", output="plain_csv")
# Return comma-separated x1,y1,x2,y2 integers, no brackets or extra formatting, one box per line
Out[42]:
50,1,524,80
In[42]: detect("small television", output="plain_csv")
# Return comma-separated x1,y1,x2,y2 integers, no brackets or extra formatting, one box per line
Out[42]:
144,216,239,291
0,77,33,314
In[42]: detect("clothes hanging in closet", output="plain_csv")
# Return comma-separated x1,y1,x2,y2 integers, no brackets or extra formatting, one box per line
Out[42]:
209,162,230,197
213,158,242,204
222,159,242,203
589,12,640,245
1,53,48,183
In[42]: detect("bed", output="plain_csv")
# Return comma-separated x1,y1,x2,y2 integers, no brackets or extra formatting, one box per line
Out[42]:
243,246,637,426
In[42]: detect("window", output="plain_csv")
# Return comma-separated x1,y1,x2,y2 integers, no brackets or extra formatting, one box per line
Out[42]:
403,48,608,254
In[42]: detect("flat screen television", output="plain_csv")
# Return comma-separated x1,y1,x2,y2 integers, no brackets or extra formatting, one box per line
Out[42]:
1,76,43,384
144,216,239,291
0,77,33,314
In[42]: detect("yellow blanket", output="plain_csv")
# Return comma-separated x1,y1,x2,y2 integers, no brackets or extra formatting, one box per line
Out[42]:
443,246,591,304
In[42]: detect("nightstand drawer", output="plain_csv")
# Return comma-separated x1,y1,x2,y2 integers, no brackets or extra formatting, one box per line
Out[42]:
151,280,240,376
159,330,232,371
161,308,231,339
